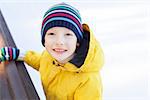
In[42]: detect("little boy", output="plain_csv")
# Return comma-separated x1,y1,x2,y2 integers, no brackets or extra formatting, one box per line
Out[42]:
0,3,104,100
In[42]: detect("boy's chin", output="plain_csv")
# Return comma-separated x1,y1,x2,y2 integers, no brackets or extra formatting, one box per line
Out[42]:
53,54,75,64
55,58,68,64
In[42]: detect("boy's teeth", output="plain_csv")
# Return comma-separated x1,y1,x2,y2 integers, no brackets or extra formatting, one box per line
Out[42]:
55,50,64,51
54,49,66,52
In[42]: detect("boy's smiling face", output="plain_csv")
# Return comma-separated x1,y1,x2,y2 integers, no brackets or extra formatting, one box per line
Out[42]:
44,27,77,64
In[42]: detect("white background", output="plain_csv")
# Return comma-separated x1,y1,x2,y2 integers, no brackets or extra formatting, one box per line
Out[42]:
0,0,149,100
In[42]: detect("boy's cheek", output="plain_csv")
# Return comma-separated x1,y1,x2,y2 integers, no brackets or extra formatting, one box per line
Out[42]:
44,39,51,46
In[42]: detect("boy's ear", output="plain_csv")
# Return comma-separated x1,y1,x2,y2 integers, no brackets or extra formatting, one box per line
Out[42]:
82,23,90,33
76,43,80,47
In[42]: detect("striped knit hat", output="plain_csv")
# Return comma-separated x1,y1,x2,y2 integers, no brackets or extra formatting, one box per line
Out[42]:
41,3,83,46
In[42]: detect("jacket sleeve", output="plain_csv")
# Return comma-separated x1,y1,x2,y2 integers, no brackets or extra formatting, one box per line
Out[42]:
74,76,102,100
23,51,42,70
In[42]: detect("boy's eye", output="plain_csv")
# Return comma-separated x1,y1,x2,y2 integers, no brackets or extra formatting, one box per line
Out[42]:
65,33,73,36
47,33,55,35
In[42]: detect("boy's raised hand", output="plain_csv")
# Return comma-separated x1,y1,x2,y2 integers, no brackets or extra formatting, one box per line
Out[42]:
0,47,19,63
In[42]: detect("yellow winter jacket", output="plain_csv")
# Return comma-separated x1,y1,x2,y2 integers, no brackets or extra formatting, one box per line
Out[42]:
24,24,104,100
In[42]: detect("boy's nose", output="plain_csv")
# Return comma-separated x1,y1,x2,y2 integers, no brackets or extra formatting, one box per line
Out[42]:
56,36,64,45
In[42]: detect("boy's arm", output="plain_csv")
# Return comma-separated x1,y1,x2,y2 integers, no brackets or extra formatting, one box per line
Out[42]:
22,50,42,71
0,47,41,71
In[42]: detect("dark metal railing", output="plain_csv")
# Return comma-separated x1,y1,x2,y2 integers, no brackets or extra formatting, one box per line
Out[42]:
0,10,40,100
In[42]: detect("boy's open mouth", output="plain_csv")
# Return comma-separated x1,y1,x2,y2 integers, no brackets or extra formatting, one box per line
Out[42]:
53,48,67,54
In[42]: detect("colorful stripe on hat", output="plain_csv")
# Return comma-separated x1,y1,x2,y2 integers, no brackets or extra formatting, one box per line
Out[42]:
41,3,83,46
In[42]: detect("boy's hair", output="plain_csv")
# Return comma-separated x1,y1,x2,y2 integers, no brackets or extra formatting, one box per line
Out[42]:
41,2,83,46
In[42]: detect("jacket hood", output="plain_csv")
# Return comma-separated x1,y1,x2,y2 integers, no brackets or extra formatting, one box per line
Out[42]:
81,24,104,72
49,24,104,73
